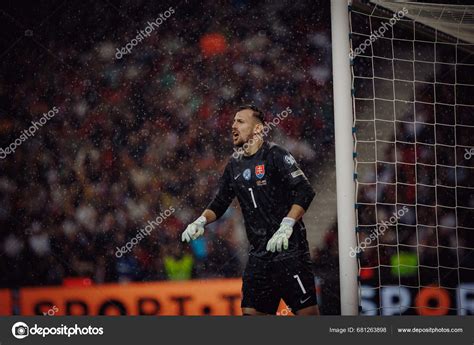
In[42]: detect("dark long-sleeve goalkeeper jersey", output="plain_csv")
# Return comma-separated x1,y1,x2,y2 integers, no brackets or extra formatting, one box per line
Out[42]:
207,141,316,261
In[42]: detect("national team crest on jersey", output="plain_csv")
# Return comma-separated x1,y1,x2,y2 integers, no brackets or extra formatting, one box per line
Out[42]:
255,164,265,179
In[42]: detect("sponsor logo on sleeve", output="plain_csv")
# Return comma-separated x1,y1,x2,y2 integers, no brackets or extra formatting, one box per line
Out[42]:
284,154,296,166
291,169,305,178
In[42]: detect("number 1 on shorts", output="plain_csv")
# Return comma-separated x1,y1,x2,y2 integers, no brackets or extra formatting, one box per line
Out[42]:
293,274,307,294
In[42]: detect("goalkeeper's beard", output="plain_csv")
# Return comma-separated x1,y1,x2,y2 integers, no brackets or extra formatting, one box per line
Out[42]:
233,134,263,157
243,133,263,147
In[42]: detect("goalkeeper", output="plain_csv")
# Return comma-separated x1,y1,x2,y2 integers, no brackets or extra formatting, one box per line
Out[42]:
181,105,319,316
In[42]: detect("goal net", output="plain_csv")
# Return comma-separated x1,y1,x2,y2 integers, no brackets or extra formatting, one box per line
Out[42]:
349,0,474,315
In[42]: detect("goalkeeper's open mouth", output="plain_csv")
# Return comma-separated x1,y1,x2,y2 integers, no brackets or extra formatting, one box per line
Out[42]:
232,131,239,143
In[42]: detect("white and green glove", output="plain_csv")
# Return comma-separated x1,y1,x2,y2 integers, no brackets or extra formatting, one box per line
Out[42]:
181,216,207,242
266,217,295,252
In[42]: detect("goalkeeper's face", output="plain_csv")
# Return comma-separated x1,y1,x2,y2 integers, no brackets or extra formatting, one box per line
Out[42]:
232,109,262,147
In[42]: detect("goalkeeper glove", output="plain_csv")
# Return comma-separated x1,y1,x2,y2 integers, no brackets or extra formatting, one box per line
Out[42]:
266,217,295,252
181,216,207,242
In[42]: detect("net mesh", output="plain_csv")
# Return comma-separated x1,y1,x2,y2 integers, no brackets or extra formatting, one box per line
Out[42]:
349,0,474,315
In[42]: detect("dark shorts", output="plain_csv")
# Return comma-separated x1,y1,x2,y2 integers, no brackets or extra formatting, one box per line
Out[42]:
241,254,317,314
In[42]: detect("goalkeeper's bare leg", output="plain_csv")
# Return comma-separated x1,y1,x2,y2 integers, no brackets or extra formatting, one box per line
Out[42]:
295,305,320,315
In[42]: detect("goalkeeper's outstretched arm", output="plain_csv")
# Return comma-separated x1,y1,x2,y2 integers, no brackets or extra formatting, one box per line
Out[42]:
182,162,235,242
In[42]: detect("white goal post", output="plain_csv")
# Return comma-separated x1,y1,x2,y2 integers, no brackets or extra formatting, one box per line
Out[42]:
331,0,359,316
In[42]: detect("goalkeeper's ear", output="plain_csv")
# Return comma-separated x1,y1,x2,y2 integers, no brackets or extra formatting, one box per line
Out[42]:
253,122,264,139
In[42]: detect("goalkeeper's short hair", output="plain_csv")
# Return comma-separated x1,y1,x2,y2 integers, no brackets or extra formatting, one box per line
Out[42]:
239,105,265,124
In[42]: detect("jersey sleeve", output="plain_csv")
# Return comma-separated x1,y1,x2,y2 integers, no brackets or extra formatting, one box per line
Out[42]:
271,146,316,211
207,162,236,219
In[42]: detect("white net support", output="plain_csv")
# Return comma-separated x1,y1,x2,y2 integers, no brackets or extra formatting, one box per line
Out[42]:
349,0,474,315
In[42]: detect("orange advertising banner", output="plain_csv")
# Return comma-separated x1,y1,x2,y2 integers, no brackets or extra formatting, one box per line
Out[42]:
19,278,293,316
0,289,12,315
20,279,241,316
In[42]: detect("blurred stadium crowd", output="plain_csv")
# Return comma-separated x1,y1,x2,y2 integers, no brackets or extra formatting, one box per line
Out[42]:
0,1,335,289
